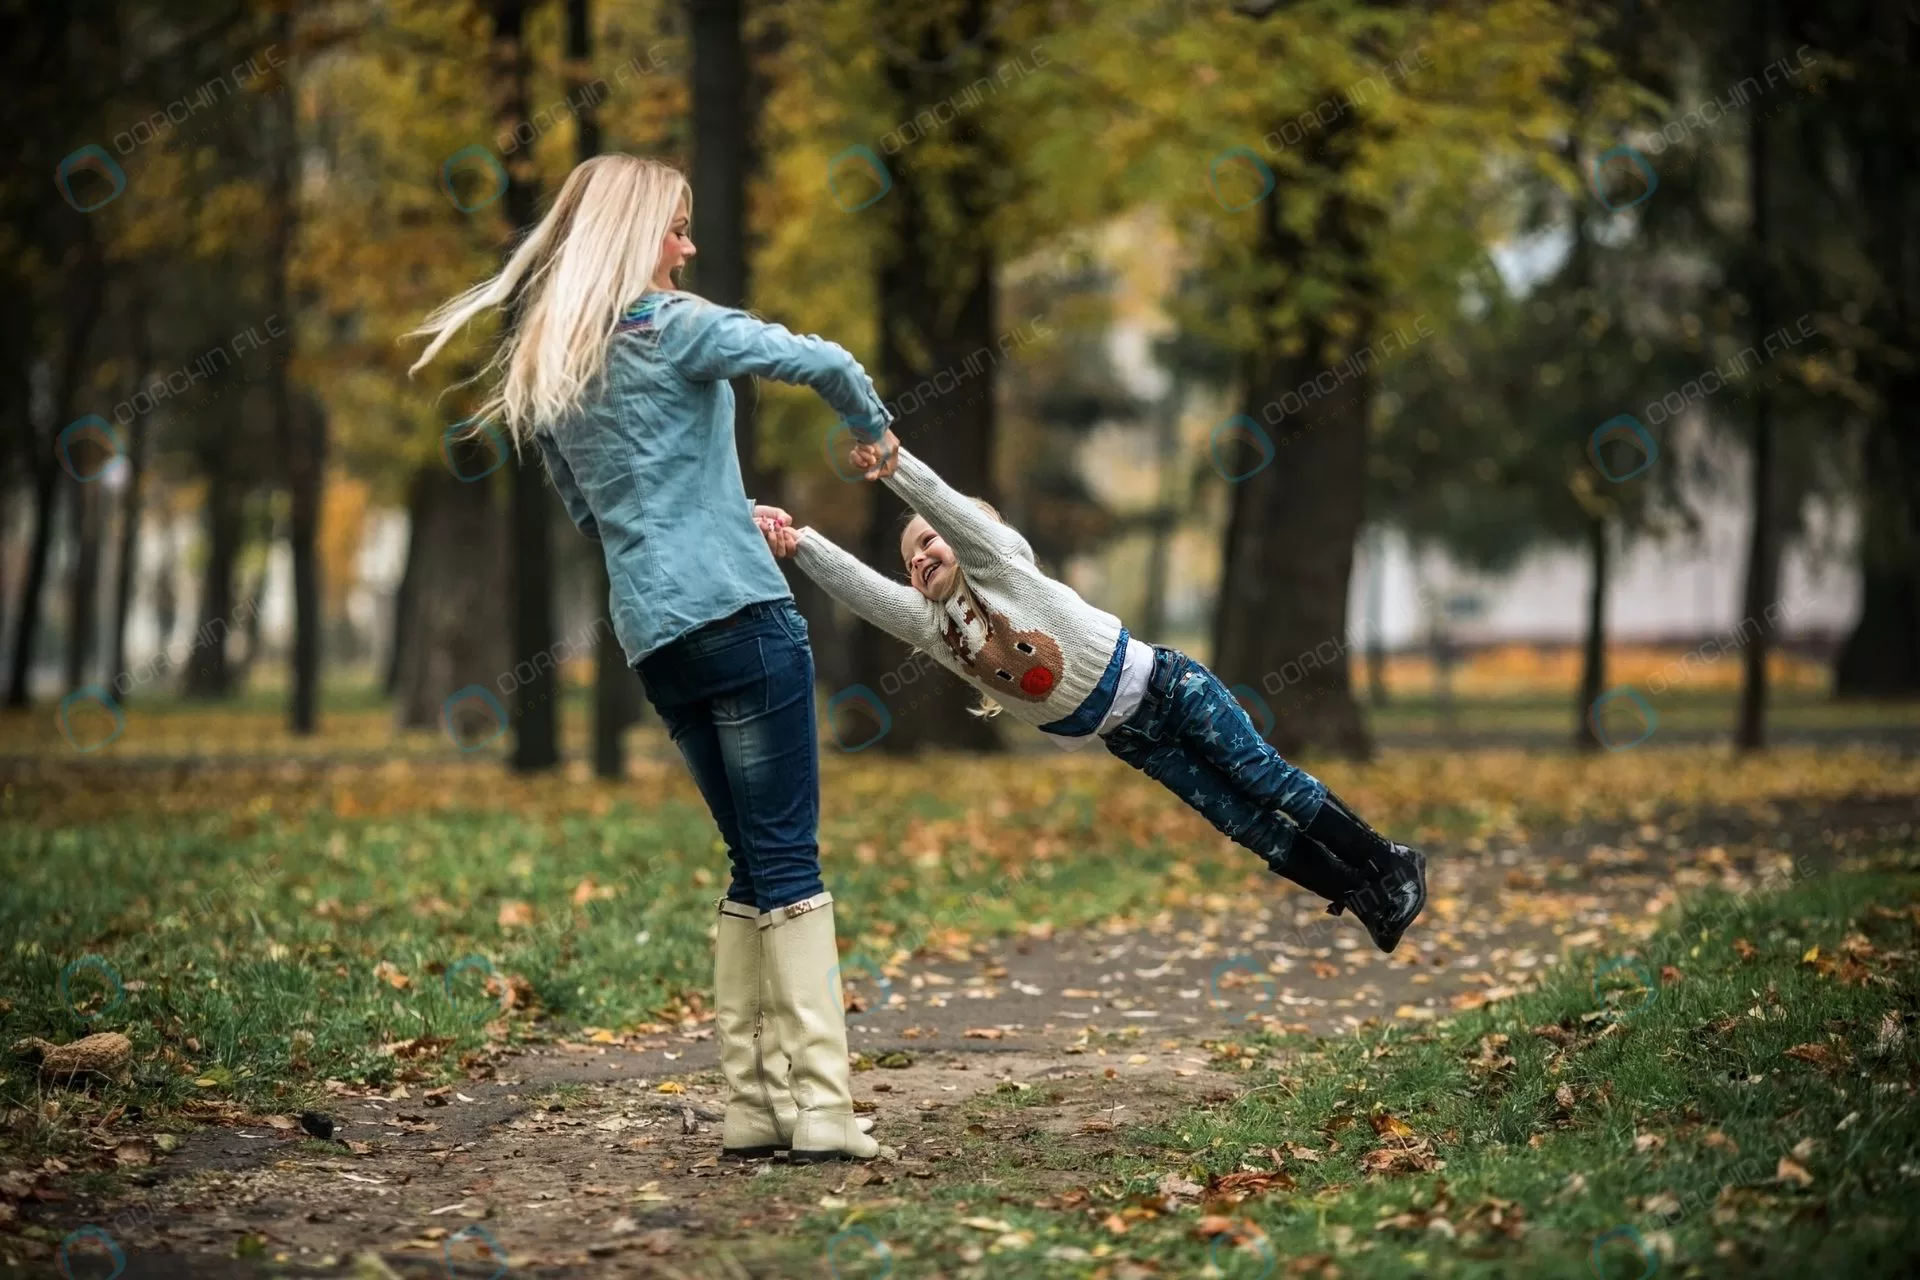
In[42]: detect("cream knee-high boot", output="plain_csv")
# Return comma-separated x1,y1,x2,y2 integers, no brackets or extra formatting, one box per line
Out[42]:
714,900,797,1158
757,892,879,1164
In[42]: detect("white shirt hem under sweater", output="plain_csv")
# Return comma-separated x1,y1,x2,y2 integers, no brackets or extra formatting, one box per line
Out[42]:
1043,636,1155,751
791,448,1129,734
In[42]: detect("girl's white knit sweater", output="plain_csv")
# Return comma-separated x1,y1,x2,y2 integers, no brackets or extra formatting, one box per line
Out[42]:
792,448,1127,731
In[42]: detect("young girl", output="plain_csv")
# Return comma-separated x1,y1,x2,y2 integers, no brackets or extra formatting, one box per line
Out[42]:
762,439,1427,953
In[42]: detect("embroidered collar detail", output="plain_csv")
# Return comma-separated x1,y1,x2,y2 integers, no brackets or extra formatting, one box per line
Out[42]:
617,293,669,332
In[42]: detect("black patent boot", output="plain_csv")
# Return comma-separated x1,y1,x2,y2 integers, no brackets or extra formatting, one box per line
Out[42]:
1299,791,1428,954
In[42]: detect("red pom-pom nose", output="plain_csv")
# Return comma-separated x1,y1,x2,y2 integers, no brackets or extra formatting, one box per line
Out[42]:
1020,666,1054,696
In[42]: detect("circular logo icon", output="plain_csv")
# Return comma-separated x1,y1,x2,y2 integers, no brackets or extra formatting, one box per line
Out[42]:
1208,1227,1277,1279
58,1226,126,1280
826,1224,895,1278
59,956,126,1021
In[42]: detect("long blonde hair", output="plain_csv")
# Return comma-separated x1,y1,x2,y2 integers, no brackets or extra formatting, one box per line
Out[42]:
406,155,690,452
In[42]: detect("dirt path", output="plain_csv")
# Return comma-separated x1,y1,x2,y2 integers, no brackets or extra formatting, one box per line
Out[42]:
20,795,1918,1278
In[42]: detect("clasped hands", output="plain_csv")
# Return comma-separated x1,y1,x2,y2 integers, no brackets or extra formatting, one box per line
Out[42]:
753,427,902,560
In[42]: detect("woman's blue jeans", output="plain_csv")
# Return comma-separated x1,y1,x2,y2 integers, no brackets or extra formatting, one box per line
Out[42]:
1103,645,1327,872
635,599,826,912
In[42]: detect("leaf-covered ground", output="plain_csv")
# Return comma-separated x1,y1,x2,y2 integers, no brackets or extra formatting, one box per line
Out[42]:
3,702,1918,1276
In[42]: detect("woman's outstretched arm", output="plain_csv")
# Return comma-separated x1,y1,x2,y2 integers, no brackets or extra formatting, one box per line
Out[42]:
653,295,891,441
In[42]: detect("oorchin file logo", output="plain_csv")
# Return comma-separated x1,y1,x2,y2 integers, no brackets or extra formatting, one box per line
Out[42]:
825,685,891,752
1208,414,1275,483
823,417,896,482
1587,686,1657,751
55,145,127,212
1589,144,1657,211
1208,955,1277,1008
58,685,126,753
1590,955,1656,1022
443,954,505,1024
443,1223,507,1280
57,416,127,482
1589,1223,1659,1279
58,1225,126,1280
59,955,127,1021
440,145,508,213
1228,683,1275,739
442,419,508,481
828,957,893,1021
1207,146,1275,212
1208,1226,1277,1279
826,1224,894,1278
1589,414,1657,481
441,685,509,753
828,145,892,212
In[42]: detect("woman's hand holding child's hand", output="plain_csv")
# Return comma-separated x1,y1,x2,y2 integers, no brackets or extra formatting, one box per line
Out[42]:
849,428,902,481
754,509,802,559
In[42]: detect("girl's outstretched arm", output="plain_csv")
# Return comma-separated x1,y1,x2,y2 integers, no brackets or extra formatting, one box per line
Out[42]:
652,295,891,440
788,527,942,653
881,447,1035,578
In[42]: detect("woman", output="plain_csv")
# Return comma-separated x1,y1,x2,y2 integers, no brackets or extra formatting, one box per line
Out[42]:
408,155,887,1164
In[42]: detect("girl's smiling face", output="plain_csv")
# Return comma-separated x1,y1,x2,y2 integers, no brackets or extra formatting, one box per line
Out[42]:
900,515,958,601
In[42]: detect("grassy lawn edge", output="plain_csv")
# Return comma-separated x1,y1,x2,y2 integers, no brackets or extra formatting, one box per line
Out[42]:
782,856,1920,1279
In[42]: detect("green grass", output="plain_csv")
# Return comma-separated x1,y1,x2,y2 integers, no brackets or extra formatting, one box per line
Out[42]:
782,859,1920,1278
0,786,1255,1125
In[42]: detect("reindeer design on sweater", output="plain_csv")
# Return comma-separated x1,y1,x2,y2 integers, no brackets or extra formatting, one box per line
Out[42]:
937,584,1066,703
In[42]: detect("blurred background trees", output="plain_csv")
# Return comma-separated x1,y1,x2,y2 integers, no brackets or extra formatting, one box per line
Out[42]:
3,0,1914,764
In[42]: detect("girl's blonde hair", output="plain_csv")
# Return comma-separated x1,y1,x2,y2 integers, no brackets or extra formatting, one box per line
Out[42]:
904,498,1007,720
406,155,690,452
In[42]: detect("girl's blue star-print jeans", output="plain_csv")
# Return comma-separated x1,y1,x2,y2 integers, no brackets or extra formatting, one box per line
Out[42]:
1102,645,1328,871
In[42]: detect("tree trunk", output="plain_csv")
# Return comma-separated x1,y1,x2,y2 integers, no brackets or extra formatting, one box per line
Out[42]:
1831,18,1920,701
153,529,178,664
493,0,559,771
1140,372,1183,642
1365,528,1388,706
108,430,147,700
385,466,422,698
1735,0,1781,751
1573,515,1609,752
7,226,105,708
266,10,323,735
1834,562,1920,697
590,555,641,779
234,557,269,693
285,393,326,730
392,458,510,730
63,480,102,691
109,276,156,701
572,0,642,779
865,245,1002,753
182,449,242,700
689,0,759,495
1212,116,1376,761
859,12,1004,755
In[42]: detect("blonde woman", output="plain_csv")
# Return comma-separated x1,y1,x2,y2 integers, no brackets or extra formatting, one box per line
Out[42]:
408,155,887,1164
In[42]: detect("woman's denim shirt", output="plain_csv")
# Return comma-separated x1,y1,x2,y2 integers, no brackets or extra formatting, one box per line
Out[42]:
536,290,890,666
